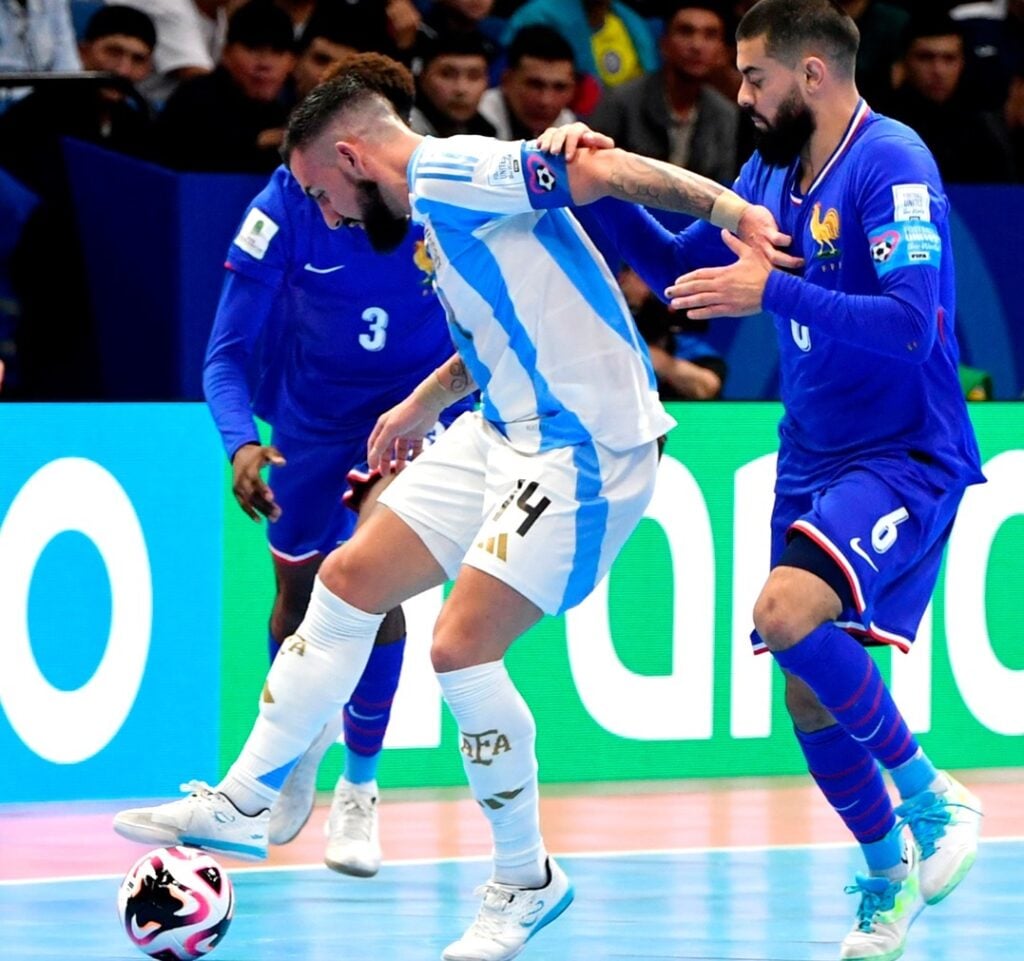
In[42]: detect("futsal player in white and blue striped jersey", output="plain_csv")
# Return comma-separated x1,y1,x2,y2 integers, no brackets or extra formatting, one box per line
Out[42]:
113,51,795,961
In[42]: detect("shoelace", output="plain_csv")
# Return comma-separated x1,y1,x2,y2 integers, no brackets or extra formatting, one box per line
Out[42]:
844,875,898,931
179,780,218,804
331,790,375,841
465,884,520,939
891,791,979,859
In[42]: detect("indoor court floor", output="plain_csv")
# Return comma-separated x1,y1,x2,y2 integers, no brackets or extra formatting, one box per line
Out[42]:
1,769,1020,961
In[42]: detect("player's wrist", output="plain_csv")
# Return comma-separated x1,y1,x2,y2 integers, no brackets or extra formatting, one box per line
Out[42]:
710,190,750,234
412,369,454,413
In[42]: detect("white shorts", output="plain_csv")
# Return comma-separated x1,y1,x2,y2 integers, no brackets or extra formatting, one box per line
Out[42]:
377,411,660,615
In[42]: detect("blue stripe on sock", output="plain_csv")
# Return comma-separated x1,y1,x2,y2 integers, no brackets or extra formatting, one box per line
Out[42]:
256,757,298,790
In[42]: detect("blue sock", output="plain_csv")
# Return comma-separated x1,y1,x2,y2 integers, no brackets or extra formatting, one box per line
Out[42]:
794,724,896,846
268,631,282,663
890,748,939,800
774,622,920,771
343,635,406,785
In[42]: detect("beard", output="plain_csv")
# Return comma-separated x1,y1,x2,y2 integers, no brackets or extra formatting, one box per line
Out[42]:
747,88,815,168
356,179,410,252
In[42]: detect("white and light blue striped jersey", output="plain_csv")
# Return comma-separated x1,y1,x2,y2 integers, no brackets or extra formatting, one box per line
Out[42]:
407,135,675,454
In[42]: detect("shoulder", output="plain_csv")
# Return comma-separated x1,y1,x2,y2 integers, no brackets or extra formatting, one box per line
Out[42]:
851,114,943,188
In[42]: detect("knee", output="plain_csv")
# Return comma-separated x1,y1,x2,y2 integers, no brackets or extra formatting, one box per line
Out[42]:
317,543,375,608
752,582,804,652
430,608,481,675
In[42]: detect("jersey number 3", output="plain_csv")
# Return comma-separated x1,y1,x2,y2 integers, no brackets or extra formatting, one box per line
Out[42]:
359,307,389,352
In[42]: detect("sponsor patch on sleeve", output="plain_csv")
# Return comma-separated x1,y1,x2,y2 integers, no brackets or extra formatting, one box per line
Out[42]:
891,183,931,223
233,207,279,260
868,220,941,277
486,151,522,186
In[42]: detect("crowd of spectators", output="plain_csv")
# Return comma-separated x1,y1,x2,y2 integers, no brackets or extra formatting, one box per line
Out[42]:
0,0,1021,399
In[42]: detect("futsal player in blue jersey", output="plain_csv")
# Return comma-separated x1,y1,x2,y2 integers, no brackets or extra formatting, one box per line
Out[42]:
547,2,986,958
202,73,474,876
115,52,792,961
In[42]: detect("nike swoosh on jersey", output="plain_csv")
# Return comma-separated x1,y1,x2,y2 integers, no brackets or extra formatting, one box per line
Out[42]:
849,537,879,572
303,263,345,273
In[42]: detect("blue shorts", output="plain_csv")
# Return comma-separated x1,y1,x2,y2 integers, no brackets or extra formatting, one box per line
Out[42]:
756,459,966,653
265,427,364,563
265,406,470,563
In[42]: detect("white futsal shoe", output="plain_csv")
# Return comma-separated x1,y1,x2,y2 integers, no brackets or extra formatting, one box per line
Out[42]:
113,781,269,861
840,840,924,961
269,711,345,845
324,779,382,877
895,772,983,905
442,858,574,961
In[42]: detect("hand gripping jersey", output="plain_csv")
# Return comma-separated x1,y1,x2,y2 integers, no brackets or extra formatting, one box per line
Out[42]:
204,165,466,457
407,135,675,455
579,103,984,494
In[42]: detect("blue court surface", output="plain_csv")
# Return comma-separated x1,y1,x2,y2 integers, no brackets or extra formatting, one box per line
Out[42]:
2,839,1019,961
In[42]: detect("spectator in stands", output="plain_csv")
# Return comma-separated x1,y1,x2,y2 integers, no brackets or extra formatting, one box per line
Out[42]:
502,0,660,113
272,0,314,39
590,1,741,185
838,0,910,107
479,25,576,140
0,4,156,198
290,3,382,101
156,0,295,173
420,0,504,68
0,0,81,76
0,167,39,395
127,0,232,106
409,30,495,137
619,265,725,400
886,13,1016,183
949,0,1024,113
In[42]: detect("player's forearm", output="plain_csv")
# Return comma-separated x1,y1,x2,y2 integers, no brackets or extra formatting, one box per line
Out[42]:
412,355,477,411
596,150,750,232
764,271,937,362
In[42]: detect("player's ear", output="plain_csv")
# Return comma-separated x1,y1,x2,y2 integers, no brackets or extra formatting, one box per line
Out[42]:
334,141,362,173
802,56,826,92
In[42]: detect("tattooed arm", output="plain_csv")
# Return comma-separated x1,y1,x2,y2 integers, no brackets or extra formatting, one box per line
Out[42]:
367,354,476,473
564,147,799,268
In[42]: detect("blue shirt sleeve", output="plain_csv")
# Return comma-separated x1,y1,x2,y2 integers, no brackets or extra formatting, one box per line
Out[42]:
763,134,944,363
573,198,731,300
203,169,295,458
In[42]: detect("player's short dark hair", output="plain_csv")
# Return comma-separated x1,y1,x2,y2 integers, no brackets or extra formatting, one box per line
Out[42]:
737,0,859,77
83,4,157,50
506,25,576,70
285,52,415,156
226,0,295,53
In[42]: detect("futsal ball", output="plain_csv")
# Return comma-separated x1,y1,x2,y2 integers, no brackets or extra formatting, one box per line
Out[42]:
117,846,234,961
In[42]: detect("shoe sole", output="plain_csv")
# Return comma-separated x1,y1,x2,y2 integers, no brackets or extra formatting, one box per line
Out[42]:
113,817,267,861
924,848,977,905
324,855,380,878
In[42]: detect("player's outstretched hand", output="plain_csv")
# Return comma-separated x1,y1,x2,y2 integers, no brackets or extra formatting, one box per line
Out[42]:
737,204,803,271
665,230,769,319
231,443,286,522
367,396,438,475
536,122,614,161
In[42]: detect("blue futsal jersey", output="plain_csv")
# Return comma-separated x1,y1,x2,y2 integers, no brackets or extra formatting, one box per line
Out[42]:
581,101,984,494
204,165,464,458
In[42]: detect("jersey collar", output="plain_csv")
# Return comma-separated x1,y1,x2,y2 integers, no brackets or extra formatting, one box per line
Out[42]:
788,98,870,206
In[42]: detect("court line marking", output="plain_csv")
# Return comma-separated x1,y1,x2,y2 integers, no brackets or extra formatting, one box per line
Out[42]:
3,836,1021,887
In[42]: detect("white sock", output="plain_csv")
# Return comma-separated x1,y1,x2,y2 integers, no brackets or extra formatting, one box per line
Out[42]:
437,660,546,887
219,576,384,814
